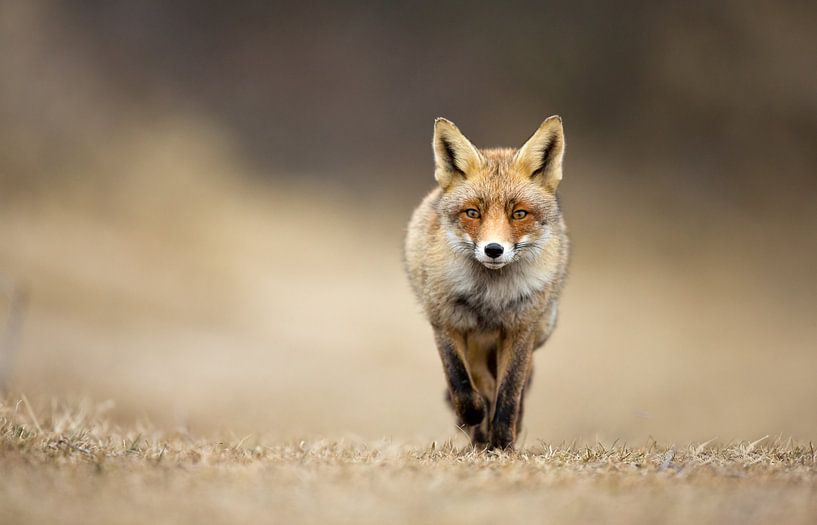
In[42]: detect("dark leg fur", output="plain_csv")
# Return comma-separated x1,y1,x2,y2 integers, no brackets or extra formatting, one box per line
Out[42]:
515,366,533,436
489,332,534,449
435,329,485,428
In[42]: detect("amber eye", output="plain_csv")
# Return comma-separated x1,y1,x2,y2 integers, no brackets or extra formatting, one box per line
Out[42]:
464,209,481,219
512,210,529,220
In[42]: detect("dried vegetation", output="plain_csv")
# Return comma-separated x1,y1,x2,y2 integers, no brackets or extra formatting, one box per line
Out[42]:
1,397,815,525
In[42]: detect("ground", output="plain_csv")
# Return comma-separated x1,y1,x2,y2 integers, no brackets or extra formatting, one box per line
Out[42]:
1,397,815,525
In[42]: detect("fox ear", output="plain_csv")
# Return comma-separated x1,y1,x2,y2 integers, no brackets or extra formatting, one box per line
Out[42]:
514,116,565,190
432,118,483,190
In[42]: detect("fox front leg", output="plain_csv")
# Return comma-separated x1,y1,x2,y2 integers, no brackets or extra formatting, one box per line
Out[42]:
490,329,534,449
434,328,485,428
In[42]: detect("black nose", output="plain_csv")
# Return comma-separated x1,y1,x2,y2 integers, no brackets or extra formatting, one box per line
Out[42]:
484,243,504,259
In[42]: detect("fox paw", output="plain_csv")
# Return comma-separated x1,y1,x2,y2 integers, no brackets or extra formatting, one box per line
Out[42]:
451,392,485,427
489,427,516,450
470,426,489,449
460,396,485,426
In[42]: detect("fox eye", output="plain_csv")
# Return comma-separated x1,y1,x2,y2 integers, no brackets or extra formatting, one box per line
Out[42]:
512,210,529,220
464,209,480,219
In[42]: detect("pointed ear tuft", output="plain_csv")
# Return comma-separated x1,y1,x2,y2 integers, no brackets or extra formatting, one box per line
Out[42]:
432,118,483,190
514,115,565,190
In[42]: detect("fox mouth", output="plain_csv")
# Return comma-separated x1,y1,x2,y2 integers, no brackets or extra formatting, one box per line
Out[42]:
480,260,508,270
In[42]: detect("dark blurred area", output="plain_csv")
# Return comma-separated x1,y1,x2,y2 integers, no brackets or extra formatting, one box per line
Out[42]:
4,1,816,205
1,1,816,441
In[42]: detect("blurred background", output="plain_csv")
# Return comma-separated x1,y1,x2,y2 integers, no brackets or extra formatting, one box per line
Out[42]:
1,0,815,443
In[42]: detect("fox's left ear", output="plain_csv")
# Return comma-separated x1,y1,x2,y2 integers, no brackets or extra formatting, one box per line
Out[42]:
514,116,565,190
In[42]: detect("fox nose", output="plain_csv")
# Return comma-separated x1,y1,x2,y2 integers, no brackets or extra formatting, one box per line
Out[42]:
484,243,504,259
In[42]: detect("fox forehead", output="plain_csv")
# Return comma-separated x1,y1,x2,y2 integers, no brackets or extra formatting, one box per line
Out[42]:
471,147,526,187
439,150,555,215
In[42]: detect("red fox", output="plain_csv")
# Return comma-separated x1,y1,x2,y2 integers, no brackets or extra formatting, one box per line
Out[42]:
404,116,570,449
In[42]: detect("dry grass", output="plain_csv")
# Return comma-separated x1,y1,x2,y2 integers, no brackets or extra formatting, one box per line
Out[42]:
1,396,815,525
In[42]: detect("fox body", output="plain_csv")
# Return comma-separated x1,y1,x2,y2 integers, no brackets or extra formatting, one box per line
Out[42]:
404,116,569,449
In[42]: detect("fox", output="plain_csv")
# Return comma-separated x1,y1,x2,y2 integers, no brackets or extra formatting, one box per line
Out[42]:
404,116,570,449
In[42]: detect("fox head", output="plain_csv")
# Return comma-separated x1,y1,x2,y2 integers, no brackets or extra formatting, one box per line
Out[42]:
432,116,565,270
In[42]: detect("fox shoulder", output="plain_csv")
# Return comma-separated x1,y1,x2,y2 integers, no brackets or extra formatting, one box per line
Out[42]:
404,188,444,294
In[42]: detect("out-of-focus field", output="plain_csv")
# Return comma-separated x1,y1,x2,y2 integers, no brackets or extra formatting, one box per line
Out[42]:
1,397,816,525
1,121,816,443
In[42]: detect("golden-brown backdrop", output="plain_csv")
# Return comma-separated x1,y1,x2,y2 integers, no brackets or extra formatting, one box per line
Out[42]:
1,0,815,443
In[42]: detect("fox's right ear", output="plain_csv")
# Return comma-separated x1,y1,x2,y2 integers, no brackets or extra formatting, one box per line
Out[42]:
432,118,483,190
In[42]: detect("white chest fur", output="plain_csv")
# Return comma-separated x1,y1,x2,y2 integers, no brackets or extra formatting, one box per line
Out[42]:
444,255,553,311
